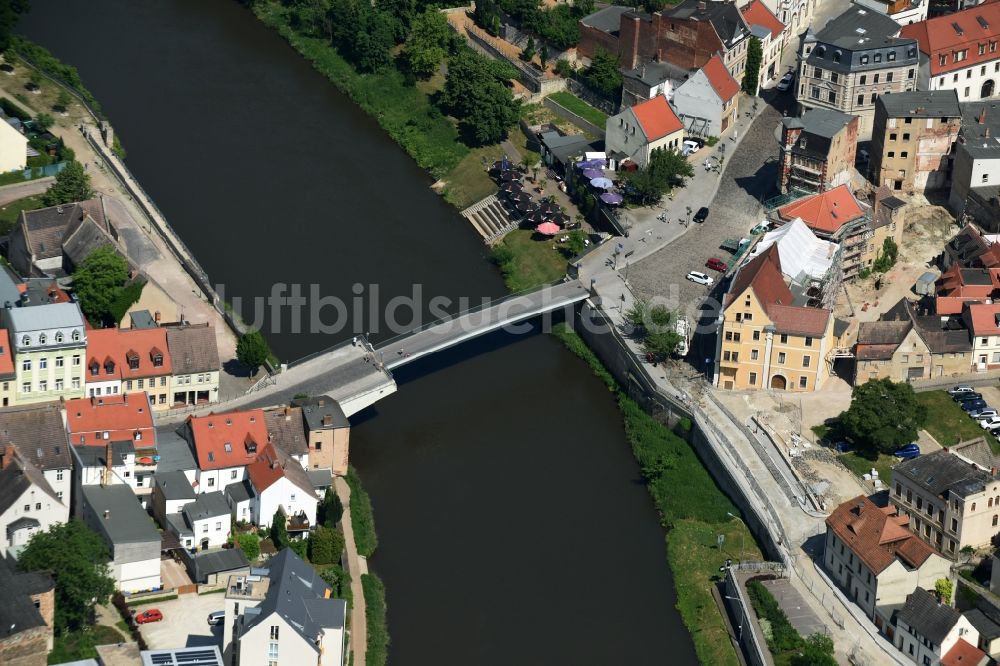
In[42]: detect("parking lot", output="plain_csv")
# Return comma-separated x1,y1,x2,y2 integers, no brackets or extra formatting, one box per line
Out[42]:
134,592,226,650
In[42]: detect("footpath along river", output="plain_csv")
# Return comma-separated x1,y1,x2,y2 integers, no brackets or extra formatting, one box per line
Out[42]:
23,1,700,663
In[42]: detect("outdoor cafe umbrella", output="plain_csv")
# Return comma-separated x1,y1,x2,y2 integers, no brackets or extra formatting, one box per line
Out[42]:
525,211,547,224
511,191,532,204
540,201,562,216
551,212,571,226
581,168,604,180
516,200,538,214
501,181,523,195
576,159,604,170
590,177,615,189
600,192,624,205
499,170,519,182
536,222,561,236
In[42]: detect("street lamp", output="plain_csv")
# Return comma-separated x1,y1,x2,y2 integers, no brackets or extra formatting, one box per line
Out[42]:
727,512,746,562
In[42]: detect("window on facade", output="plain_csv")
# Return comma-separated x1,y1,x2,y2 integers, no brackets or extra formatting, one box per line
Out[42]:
903,133,910,141
751,349,759,361
72,354,80,366
857,94,864,105
55,356,63,368
888,151,895,158
874,53,882,63
890,133,897,141
72,378,79,390
780,334,788,344
748,372,757,385
270,626,279,640
38,358,47,370
814,66,823,78
810,86,820,100
21,359,29,371
803,356,811,368
828,91,837,104
831,72,839,83
973,502,977,511
231,470,238,479
871,93,877,104
38,380,46,392
901,151,908,158
985,174,990,184
799,376,808,388
208,478,215,487
752,330,760,341
887,72,893,82
55,379,62,391
778,352,786,364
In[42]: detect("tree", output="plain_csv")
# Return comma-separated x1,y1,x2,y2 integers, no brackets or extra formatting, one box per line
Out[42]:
790,633,837,666
521,36,536,62
0,1,30,53
935,578,954,604
319,564,351,599
55,89,72,110
235,533,260,561
581,47,622,101
71,245,129,326
309,525,346,565
236,329,271,374
624,149,692,205
270,508,289,549
742,37,763,96
872,237,899,273
289,0,334,39
327,0,394,73
839,378,926,455
318,486,344,527
402,8,450,79
540,43,549,68
441,48,520,146
34,111,54,132
41,160,93,206
18,520,115,632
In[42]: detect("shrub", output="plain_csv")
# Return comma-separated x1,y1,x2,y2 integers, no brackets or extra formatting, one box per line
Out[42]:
309,525,345,565
346,466,378,557
747,580,803,652
234,532,260,561
363,573,389,666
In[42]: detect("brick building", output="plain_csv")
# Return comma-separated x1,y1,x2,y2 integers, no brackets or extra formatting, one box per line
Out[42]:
577,1,751,77
870,90,962,193
0,559,54,666
778,108,859,193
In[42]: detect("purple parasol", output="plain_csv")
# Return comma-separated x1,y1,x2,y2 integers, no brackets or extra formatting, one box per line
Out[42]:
590,177,615,189
581,168,604,180
600,192,624,205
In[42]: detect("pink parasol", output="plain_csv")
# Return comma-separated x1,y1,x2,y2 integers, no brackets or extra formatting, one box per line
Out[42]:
536,222,561,235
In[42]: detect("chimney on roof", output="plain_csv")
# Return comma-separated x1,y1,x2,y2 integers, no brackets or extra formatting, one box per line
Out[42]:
1,442,19,470
104,441,113,486
284,406,291,421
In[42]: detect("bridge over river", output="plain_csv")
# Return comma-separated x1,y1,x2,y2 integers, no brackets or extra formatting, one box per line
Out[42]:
160,279,592,422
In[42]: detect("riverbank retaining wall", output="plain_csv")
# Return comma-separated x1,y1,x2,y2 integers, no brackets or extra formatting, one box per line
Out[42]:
574,300,784,563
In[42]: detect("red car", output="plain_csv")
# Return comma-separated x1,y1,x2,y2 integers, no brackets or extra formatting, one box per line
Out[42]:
706,257,728,272
135,609,163,624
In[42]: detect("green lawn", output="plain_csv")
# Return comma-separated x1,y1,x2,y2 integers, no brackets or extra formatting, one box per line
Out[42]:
548,91,609,128
48,625,126,664
840,452,896,484
0,194,43,234
491,229,569,292
916,390,988,448
441,143,506,210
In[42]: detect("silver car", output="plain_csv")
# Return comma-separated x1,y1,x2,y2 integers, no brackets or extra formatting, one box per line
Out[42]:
686,271,714,286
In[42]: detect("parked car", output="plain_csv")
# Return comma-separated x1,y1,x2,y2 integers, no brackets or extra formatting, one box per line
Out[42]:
893,443,921,459
686,271,714,286
682,140,701,156
706,257,728,272
954,392,983,402
693,207,710,223
962,399,989,413
971,408,1000,419
207,610,225,626
776,72,794,91
135,609,163,624
980,416,1000,429
833,441,853,453
949,385,976,395
987,422,1000,435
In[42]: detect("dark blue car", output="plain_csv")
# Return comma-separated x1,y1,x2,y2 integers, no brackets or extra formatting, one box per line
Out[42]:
893,443,921,459
962,399,989,413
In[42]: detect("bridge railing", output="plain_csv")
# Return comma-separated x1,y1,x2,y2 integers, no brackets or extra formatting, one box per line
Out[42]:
372,277,579,352
287,335,364,370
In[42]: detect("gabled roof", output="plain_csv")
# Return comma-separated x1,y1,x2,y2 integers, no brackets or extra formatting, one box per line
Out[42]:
0,448,60,516
184,409,268,471
740,0,783,40
825,495,939,575
18,199,107,261
86,326,171,381
701,54,740,102
0,558,51,640
664,0,751,47
264,407,308,457
154,470,197,501
630,95,684,142
894,450,996,499
901,3,1000,76
777,185,866,235
246,443,315,497
898,587,963,645
165,323,220,375
940,638,989,666
0,329,13,380
967,302,1000,336
181,491,230,523
81,484,160,546
242,548,346,646
814,5,904,50
65,393,156,447
187,549,249,584
0,403,71,472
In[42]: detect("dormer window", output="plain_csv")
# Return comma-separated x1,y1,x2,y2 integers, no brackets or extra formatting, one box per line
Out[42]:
38,333,46,344
861,55,869,65
21,335,29,346
874,53,882,63
71,330,80,342
55,332,63,343
89,361,99,376
126,350,139,370
224,442,232,453
104,359,115,375
208,451,215,462
134,431,142,441
150,348,163,368
833,50,841,63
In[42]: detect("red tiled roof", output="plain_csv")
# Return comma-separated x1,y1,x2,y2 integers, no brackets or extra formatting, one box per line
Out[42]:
940,638,989,666
741,0,784,40
936,296,984,315
0,329,14,379
631,95,684,142
86,327,171,383
186,409,268,471
702,54,740,102
901,3,1000,76
826,495,940,575
967,301,1000,335
65,392,155,447
246,443,285,493
979,243,1000,268
777,185,865,235
768,303,831,337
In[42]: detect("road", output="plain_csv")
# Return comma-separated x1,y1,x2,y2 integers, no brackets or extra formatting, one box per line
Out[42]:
0,177,53,206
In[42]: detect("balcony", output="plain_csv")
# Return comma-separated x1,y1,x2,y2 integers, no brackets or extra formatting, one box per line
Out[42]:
792,161,823,175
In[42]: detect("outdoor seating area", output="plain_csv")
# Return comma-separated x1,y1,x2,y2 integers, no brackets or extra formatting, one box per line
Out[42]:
491,159,573,237
573,158,626,207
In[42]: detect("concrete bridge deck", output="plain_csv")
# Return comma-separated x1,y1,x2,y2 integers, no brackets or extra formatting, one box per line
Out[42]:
375,279,591,369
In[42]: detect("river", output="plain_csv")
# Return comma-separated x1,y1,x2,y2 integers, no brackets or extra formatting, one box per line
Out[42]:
22,2,699,663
